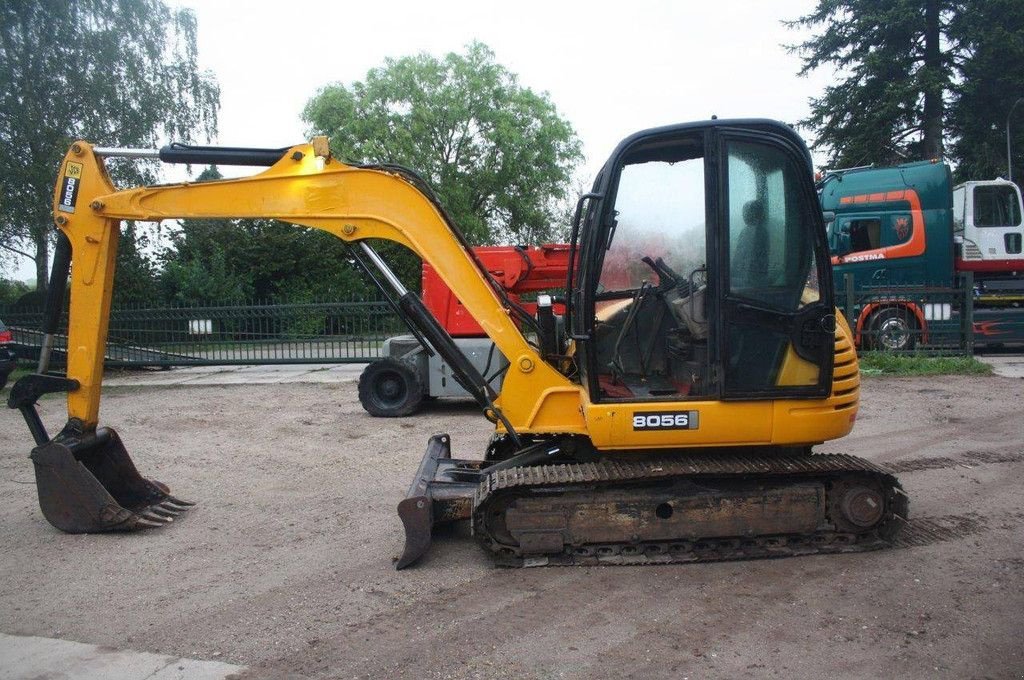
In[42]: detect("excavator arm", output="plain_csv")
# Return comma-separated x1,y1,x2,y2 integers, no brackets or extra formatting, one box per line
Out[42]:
47,139,584,432
10,139,584,551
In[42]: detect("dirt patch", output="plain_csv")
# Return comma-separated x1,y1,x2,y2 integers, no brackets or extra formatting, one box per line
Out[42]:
1,374,1022,678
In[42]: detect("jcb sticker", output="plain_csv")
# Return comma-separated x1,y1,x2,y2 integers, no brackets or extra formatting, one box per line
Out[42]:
632,410,699,431
57,162,83,213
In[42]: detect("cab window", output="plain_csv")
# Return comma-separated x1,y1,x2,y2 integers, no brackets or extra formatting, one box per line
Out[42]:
848,218,881,252
974,185,1022,227
727,140,816,312
592,135,712,400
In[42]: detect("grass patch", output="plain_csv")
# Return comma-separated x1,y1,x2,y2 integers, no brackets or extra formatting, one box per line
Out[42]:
858,352,993,376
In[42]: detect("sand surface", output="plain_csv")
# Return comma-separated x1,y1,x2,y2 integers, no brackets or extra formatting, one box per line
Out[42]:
1,375,1021,679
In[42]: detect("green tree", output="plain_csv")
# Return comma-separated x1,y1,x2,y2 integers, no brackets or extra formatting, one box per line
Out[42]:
0,277,31,306
161,167,371,303
113,222,163,307
0,0,219,291
788,0,951,168
163,217,372,304
789,0,1024,180
946,0,1024,182
302,42,583,248
161,244,253,305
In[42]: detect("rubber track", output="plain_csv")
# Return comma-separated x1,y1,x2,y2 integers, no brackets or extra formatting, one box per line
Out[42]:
473,452,908,567
477,451,899,496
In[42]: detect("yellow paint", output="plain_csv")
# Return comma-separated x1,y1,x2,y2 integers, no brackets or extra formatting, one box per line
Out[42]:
584,396,774,448
776,344,821,386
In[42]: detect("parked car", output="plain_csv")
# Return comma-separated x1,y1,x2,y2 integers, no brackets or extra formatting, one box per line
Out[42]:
0,319,17,390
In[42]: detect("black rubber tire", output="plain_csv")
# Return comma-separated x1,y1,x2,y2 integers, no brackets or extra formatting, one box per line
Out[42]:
358,358,424,417
866,307,917,351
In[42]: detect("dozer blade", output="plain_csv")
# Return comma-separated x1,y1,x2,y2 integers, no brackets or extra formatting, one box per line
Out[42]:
395,433,481,569
30,427,194,533
396,495,433,570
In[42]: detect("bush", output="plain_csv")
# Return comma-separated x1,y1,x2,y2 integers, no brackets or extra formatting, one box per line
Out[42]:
0,278,32,306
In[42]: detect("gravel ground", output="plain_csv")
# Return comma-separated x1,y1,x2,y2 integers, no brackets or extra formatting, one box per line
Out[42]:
1,374,1022,679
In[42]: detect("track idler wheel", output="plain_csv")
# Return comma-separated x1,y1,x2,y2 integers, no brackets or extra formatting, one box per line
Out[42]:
838,485,885,528
829,477,903,536
30,426,194,533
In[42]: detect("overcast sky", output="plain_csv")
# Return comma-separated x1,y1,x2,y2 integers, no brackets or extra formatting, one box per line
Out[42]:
10,0,835,280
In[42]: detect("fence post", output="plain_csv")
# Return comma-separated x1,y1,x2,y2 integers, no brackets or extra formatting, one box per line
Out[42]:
962,271,974,355
843,273,855,328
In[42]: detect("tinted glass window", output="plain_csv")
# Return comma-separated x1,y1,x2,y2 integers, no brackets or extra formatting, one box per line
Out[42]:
849,218,881,251
723,138,827,395
727,141,815,312
592,137,713,401
599,158,705,294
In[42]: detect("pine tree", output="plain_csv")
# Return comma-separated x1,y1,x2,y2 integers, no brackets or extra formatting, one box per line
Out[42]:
789,0,1024,181
788,0,952,168
947,0,1024,182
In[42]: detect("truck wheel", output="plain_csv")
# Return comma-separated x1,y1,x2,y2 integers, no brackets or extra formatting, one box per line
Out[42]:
358,358,424,417
867,308,917,351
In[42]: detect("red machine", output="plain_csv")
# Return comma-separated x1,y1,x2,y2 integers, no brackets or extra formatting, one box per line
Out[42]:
422,243,570,336
359,244,570,416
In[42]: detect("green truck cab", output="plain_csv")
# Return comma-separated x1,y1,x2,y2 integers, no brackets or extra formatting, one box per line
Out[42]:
820,161,1024,350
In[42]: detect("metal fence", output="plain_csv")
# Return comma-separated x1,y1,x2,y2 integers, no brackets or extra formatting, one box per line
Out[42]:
1,298,407,367
1,275,994,369
837,273,975,355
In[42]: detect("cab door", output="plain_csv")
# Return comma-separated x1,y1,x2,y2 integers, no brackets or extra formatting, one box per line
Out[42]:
716,129,834,398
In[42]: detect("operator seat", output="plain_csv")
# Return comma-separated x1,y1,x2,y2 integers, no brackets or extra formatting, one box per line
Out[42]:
732,199,769,289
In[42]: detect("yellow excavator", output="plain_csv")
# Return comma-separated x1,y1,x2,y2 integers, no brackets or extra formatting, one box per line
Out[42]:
9,119,908,568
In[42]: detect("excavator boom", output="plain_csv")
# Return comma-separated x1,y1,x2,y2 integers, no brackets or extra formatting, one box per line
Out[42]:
45,140,577,432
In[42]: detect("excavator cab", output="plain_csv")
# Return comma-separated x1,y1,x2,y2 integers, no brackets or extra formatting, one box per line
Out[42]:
399,122,896,568
568,122,835,407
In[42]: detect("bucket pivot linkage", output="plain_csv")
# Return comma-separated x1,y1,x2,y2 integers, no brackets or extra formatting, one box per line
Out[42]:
8,374,194,533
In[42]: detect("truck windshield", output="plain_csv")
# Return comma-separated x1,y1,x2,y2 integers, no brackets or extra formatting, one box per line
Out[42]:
974,185,1022,227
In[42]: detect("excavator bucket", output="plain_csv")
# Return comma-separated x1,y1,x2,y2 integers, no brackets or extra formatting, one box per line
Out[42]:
30,427,194,533
395,433,481,569
10,374,194,533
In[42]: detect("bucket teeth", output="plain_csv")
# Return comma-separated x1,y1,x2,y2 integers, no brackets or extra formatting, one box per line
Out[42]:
134,517,168,529
27,427,198,533
124,498,196,530
134,497,200,529
152,503,183,517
